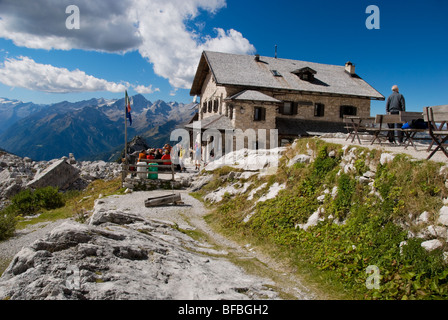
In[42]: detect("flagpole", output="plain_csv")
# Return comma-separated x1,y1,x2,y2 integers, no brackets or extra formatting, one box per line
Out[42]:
124,91,128,165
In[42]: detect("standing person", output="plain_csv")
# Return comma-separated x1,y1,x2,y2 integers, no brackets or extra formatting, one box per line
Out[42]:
179,145,186,172
386,85,406,144
194,141,201,171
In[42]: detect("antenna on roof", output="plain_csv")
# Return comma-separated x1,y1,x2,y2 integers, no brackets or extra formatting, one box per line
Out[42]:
275,45,277,59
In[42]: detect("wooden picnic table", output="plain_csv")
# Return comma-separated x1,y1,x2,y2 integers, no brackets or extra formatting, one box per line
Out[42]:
343,116,375,144
366,111,425,150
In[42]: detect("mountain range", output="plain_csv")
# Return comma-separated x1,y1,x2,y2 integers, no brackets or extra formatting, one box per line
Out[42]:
0,95,197,161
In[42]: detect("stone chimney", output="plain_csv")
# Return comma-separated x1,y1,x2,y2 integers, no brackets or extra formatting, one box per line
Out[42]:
345,61,355,75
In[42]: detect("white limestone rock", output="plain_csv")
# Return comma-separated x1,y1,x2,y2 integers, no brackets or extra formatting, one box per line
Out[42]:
421,239,443,252
380,153,395,165
437,206,448,227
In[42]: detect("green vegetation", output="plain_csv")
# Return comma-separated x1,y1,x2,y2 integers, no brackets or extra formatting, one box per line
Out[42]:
197,139,448,300
0,178,124,276
0,179,125,241
0,186,65,241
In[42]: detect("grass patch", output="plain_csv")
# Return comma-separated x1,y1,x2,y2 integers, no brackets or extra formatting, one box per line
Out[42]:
5,178,125,233
197,138,448,300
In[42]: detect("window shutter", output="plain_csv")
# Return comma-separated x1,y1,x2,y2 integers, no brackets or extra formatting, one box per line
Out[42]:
261,107,266,121
315,103,325,117
278,104,284,114
292,102,298,115
213,99,219,112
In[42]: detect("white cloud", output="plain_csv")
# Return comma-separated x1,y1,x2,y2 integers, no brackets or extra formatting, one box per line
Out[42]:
0,0,256,91
133,84,160,94
0,0,142,52
0,56,128,93
134,0,255,89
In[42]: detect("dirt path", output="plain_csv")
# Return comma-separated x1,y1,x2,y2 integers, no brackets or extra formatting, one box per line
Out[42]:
0,188,318,299
98,189,318,300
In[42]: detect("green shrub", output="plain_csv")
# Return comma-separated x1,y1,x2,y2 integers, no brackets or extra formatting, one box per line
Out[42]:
0,209,17,241
327,173,356,221
10,189,38,216
35,186,65,210
0,187,66,241
9,187,65,216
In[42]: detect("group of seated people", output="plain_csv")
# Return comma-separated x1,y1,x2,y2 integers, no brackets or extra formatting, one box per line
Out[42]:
137,143,172,165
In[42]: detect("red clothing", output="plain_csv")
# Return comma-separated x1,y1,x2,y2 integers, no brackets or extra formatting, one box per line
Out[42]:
161,154,171,165
146,155,155,160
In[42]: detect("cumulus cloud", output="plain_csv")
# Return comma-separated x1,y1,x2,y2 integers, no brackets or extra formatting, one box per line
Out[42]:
0,56,128,93
0,0,142,52
133,84,160,94
0,0,255,91
134,0,255,88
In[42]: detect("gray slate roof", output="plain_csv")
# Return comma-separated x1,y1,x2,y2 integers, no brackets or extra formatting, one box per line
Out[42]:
225,90,282,103
191,51,384,100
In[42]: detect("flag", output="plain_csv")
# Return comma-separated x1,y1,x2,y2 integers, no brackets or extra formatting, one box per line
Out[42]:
125,90,132,126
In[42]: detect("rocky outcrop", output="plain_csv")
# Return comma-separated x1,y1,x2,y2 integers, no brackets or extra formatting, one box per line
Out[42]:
27,159,80,190
0,206,277,300
0,151,122,210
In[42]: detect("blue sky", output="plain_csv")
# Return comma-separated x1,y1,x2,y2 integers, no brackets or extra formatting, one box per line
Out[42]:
0,0,447,116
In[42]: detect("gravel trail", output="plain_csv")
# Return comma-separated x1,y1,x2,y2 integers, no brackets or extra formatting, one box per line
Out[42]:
94,189,317,299
0,188,317,300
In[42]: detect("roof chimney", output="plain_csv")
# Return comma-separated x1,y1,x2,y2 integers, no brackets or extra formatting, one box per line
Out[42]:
254,54,260,62
345,61,355,75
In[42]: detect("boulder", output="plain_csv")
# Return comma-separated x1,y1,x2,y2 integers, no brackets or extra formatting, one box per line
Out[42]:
421,239,443,252
416,211,430,225
297,207,324,231
380,153,395,165
287,154,311,167
438,206,448,227
27,159,80,190
204,147,285,172
68,153,76,165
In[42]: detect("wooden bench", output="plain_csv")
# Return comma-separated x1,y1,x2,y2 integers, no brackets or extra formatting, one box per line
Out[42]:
423,105,448,160
122,158,176,182
366,111,426,149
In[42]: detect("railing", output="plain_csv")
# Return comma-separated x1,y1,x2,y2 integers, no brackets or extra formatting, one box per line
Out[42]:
121,158,176,183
